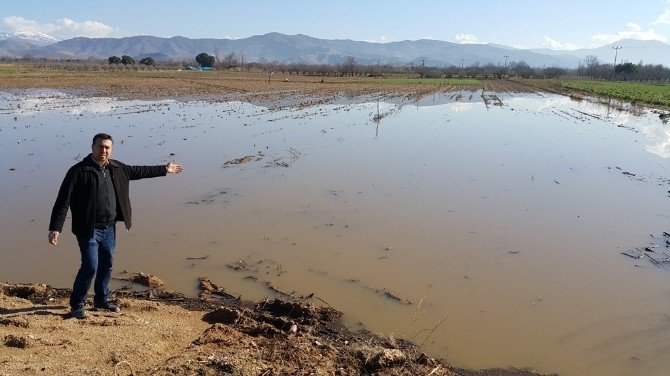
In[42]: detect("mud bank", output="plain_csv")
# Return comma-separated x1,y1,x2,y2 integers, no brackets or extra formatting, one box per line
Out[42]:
0,282,552,376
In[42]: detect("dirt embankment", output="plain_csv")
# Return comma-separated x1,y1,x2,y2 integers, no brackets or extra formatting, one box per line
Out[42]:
0,282,553,376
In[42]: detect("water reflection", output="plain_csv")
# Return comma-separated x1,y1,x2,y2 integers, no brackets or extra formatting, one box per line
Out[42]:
643,125,670,158
2,91,174,117
448,102,474,112
1,90,669,376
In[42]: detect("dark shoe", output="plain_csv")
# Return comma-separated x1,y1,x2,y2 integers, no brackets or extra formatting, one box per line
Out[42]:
69,307,88,319
93,302,120,313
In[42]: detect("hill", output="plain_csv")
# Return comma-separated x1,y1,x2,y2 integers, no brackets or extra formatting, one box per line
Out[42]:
2,32,668,68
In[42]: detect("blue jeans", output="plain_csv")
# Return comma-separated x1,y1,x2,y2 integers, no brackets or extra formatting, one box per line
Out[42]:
70,226,116,309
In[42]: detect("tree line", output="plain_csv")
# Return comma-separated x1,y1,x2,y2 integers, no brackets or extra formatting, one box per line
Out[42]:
183,52,670,81
11,50,670,82
107,55,155,66
574,55,670,81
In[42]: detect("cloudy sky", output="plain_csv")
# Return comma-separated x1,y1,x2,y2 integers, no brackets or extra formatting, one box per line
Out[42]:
1,0,669,50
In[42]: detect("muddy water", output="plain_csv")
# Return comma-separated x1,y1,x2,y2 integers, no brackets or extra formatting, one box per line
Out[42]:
1,89,669,376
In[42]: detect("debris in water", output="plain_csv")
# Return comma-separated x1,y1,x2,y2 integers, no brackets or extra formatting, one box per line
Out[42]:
621,234,670,270
224,156,254,166
186,255,210,260
198,277,238,300
116,272,165,287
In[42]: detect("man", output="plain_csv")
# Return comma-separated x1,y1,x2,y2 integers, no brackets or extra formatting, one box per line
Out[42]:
48,133,183,319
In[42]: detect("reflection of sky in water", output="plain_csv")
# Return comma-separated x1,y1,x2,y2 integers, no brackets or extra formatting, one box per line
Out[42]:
535,95,574,111
3,90,173,117
449,102,474,112
68,101,117,115
507,95,670,158
643,125,670,158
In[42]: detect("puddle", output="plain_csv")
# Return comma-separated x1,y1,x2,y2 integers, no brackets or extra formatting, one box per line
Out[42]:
1,89,669,376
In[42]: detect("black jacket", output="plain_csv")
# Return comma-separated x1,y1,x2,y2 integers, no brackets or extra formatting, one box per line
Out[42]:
49,154,167,237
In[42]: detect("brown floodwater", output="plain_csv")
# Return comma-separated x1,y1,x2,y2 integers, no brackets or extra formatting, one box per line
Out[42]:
1,89,669,375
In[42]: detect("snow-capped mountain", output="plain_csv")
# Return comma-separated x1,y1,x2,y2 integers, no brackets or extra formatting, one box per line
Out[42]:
0,31,60,46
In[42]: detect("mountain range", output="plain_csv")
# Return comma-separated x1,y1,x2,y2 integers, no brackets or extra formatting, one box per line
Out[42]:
0,32,667,68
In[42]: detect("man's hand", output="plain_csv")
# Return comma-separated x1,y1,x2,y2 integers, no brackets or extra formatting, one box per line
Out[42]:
166,160,183,174
48,231,60,245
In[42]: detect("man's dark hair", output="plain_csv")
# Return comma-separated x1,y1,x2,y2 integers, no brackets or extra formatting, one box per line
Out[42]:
92,133,114,146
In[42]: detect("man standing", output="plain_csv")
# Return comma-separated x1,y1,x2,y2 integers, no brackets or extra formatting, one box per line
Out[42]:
48,133,183,319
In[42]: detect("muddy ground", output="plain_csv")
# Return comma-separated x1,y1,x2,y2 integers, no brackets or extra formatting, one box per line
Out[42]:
0,282,553,376
0,69,536,105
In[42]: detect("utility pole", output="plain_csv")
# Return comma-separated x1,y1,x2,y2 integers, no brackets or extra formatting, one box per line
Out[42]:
503,55,509,68
612,46,622,67
460,58,466,69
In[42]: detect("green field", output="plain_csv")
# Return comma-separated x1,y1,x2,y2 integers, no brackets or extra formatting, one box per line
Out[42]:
561,80,670,107
0,64,21,74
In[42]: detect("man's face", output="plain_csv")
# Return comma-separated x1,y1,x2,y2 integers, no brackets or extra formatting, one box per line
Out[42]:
92,139,113,165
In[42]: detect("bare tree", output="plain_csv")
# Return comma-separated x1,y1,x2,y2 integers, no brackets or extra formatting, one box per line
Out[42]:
584,55,599,68
214,47,222,69
510,61,535,78
223,52,237,68
342,56,357,77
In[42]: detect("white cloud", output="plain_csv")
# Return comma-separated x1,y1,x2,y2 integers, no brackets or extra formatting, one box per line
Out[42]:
364,35,393,43
592,22,668,45
508,43,529,49
454,33,479,44
652,9,670,24
542,36,581,50
2,16,115,39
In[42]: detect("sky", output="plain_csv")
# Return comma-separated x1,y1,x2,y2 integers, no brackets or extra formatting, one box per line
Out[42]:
1,0,669,50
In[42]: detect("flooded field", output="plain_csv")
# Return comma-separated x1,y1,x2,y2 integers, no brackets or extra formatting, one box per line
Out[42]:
1,89,669,376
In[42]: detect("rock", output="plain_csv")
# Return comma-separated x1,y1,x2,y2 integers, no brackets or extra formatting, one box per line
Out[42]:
198,277,237,300
0,283,52,300
367,349,406,369
129,272,164,287
288,323,298,334
203,307,241,324
198,277,218,293
196,323,240,345
0,317,29,328
417,352,438,366
4,335,29,348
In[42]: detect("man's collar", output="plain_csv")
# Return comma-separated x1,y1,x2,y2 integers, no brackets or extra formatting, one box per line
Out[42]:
89,154,108,169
